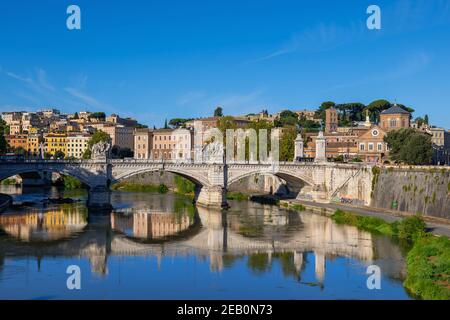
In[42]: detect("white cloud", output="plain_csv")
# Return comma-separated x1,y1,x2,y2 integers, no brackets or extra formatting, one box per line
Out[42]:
65,87,105,109
36,68,55,92
250,21,364,63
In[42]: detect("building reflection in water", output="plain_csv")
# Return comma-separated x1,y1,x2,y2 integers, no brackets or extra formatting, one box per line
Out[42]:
0,205,87,242
111,209,193,240
0,198,406,284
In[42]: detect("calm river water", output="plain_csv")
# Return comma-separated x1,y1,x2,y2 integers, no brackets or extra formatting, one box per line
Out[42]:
0,186,412,300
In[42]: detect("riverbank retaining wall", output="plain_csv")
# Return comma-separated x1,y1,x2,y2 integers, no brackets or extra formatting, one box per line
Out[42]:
371,166,450,219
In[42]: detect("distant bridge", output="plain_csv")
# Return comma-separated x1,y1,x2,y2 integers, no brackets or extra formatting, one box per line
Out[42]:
0,159,373,209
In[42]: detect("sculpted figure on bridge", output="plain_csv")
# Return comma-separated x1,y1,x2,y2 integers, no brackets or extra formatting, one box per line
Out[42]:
91,141,112,160
202,141,224,163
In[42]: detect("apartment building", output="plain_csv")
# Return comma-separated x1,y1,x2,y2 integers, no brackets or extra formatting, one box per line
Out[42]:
106,114,138,127
27,134,43,157
9,121,22,135
1,112,22,125
44,133,67,157
134,128,154,159
100,124,134,150
66,133,91,159
5,134,28,153
152,129,175,160
172,128,194,160
21,113,39,133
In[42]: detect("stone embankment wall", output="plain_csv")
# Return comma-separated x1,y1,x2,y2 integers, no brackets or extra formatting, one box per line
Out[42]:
371,166,450,219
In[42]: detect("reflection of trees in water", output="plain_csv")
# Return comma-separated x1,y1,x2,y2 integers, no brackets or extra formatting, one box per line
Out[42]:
247,252,271,274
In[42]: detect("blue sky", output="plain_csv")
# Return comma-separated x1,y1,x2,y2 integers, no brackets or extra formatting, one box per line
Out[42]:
0,0,449,128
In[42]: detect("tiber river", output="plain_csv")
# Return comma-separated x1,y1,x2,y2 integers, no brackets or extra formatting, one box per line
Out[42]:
0,185,413,300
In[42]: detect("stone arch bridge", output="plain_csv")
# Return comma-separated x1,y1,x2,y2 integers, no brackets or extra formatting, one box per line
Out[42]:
0,159,374,209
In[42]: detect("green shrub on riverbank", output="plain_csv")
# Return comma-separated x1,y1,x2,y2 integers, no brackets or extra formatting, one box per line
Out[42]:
405,235,450,300
291,204,306,212
62,176,83,189
227,192,249,201
112,182,169,194
331,209,395,235
174,176,195,195
331,209,450,300
1,178,18,185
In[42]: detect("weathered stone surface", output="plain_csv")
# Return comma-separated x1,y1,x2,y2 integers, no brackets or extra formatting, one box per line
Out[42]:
371,167,450,219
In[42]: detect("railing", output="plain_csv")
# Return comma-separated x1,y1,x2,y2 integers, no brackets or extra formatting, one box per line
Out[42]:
329,167,363,200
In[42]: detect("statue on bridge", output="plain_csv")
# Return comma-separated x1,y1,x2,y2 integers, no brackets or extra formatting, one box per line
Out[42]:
202,141,224,163
91,141,112,160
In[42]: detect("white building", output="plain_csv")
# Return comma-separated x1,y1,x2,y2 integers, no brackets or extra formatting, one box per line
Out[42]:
66,133,91,159
428,127,450,148
172,128,193,160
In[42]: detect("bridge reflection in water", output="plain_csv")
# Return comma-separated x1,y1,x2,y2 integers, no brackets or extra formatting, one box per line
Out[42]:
0,197,406,285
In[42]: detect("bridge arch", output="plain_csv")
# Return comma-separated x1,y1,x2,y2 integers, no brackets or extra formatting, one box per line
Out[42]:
227,167,315,196
0,167,95,189
111,167,211,188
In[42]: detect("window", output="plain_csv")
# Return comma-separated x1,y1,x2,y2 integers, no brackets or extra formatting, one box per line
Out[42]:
377,143,383,151
368,143,374,151
359,143,365,151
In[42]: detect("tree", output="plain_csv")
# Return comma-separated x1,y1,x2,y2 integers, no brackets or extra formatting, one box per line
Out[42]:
54,150,65,160
415,117,424,127
367,99,391,122
73,112,79,119
89,112,106,121
164,119,169,129
424,114,429,125
298,115,320,133
279,127,297,162
169,118,192,128
15,147,26,156
0,119,8,154
214,107,223,117
384,128,433,165
274,110,298,127
83,131,111,159
336,102,366,124
367,100,414,122
111,146,133,159
134,123,148,129
217,116,238,133
315,101,336,121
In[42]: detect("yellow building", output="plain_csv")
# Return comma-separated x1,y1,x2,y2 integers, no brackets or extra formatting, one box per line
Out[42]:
26,134,43,157
28,127,39,134
44,133,67,157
